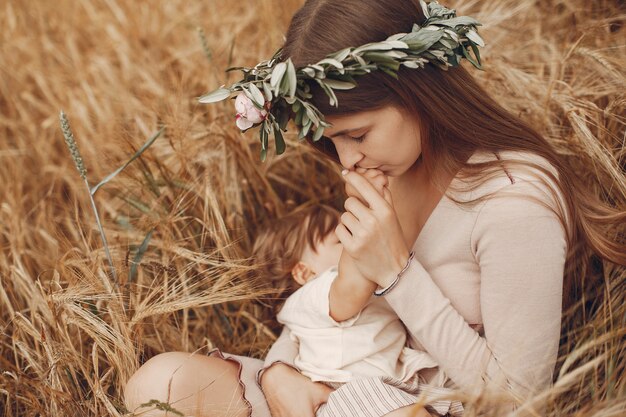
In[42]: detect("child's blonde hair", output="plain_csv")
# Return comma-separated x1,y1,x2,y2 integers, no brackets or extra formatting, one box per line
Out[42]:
252,203,340,297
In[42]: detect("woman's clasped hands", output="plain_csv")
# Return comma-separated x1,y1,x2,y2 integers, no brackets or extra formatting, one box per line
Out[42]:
336,167,411,290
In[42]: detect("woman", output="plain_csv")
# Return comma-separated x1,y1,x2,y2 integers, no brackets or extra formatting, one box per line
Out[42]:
123,1,625,416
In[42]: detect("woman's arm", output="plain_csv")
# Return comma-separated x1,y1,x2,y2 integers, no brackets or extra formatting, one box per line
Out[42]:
384,180,567,406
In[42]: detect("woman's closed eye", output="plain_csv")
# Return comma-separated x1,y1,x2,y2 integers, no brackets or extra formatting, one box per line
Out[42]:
348,134,366,143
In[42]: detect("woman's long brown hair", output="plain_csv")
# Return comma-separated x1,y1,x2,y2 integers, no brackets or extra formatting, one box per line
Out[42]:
277,0,625,326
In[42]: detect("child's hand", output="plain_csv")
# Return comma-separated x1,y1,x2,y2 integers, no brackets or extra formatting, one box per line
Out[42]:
261,363,333,417
345,167,388,204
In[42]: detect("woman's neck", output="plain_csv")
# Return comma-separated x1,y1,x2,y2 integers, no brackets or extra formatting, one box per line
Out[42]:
391,154,429,189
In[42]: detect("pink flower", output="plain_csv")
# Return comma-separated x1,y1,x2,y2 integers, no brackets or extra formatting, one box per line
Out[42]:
234,92,268,130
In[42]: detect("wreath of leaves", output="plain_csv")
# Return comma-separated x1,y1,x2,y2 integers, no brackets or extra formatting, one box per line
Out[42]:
199,0,485,161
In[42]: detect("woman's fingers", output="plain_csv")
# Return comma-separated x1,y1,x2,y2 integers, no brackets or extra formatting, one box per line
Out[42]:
339,211,359,234
345,168,387,199
383,185,394,207
342,170,388,212
335,223,354,248
344,196,371,222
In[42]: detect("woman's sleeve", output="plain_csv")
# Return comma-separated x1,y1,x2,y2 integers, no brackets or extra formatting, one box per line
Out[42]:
384,179,567,406
255,326,301,388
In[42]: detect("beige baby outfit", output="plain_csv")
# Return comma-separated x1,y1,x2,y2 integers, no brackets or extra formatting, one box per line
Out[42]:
276,265,446,385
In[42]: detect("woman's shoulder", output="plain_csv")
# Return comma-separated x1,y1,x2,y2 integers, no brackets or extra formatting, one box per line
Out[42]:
454,149,569,226
461,149,562,196
466,149,559,181
464,149,570,232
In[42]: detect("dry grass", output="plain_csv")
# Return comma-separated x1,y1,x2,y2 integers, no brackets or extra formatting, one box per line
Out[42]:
0,0,624,416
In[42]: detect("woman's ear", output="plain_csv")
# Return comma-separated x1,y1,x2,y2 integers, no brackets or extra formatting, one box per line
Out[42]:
291,262,315,286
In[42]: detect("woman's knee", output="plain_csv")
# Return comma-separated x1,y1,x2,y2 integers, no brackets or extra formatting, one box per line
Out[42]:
124,351,250,417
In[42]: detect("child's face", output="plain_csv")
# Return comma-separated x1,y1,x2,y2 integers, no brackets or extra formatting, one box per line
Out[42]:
300,230,343,278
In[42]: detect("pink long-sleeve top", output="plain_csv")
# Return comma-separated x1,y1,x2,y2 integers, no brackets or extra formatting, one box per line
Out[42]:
259,150,570,412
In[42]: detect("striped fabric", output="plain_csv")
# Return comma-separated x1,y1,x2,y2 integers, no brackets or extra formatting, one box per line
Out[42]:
209,348,465,417
315,373,464,417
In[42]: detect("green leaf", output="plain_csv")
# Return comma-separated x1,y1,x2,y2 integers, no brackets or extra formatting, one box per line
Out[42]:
224,66,247,72
299,119,312,139
304,103,320,126
273,124,286,155
460,44,480,69
198,88,231,103
386,32,408,42
295,108,303,125
328,47,352,63
469,43,483,69
302,109,310,126
262,82,273,102
379,60,401,71
302,67,316,78
270,62,287,88
465,29,485,47
248,83,266,108
378,66,399,79
434,16,480,28
315,79,338,107
353,40,408,54
403,30,443,54
362,52,400,65
91,127,165,195
332,73,358,85
286,59,297,98
260,124,268,153
278,108,290,131
241,86,261,110
279,69,291,96
322,79,356,90
312,125,325,142
318,58,344,72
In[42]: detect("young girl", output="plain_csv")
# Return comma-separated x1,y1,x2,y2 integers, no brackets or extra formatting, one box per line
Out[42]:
251,203,464,417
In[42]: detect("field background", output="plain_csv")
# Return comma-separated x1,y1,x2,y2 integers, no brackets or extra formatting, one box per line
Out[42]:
1,0,625,416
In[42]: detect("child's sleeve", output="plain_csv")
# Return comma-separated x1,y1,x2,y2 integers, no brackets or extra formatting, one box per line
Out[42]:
283,267,362,328
256,326,301,389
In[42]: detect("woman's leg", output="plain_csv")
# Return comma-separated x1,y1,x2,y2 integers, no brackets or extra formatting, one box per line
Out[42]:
123,351,271,417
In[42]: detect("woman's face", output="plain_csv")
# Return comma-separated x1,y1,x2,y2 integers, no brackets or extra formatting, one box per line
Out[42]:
321,104,423,177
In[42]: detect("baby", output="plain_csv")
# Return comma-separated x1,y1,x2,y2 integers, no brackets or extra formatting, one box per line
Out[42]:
252,203,445,386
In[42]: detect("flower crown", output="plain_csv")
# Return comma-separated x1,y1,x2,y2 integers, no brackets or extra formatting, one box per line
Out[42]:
198,0,485,161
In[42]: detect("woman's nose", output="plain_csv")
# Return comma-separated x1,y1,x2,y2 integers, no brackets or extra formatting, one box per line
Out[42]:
334,140,363,170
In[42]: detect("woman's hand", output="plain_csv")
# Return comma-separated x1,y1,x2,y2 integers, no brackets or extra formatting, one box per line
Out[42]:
260,363,334,417
336,170,411,288
345,167,388,201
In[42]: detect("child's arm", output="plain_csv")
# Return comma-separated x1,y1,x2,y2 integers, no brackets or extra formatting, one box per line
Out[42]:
329,249,377,322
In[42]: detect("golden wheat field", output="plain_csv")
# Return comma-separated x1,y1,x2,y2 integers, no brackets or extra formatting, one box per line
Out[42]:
0,0,625,416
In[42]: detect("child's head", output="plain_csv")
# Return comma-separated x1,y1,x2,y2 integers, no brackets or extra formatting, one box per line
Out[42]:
252,204,342,291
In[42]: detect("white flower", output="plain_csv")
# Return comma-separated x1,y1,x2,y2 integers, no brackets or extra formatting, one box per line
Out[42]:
234,92,267,130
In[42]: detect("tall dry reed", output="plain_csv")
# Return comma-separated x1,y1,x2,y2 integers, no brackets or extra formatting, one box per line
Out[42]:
0,0,624,416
